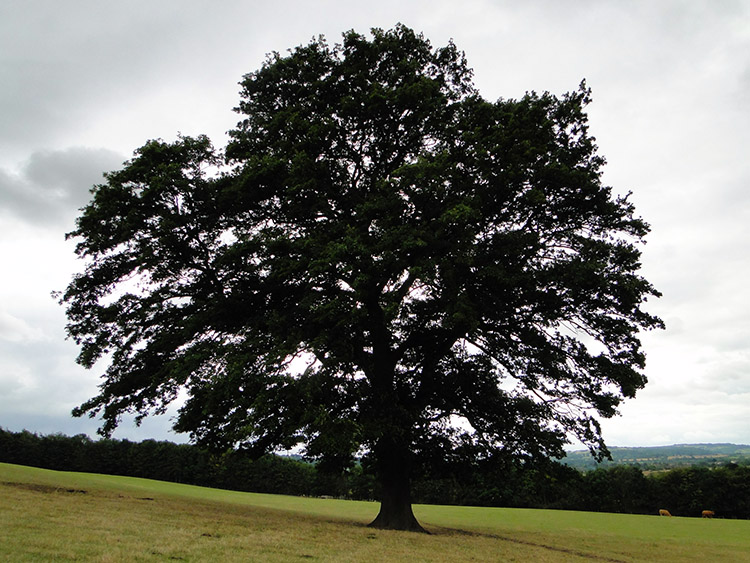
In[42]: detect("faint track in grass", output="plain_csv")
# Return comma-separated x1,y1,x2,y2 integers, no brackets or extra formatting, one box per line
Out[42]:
1,480,87,494
433,526,628,563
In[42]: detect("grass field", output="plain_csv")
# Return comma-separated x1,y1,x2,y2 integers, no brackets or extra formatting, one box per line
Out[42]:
1,462,749,562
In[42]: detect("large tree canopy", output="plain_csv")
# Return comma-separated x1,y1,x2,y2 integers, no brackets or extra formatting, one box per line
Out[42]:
61,25,662,531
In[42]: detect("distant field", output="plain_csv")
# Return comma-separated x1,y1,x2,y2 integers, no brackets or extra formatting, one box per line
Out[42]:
563,443,750,470
2,462,748,562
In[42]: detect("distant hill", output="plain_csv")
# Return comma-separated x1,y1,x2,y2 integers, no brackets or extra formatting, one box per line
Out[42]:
562,443,750,471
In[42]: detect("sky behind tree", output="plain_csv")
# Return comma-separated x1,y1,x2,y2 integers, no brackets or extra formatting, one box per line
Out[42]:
1,0,748,448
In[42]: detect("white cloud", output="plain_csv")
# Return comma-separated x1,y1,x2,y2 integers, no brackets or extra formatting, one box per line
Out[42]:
0,310,45,343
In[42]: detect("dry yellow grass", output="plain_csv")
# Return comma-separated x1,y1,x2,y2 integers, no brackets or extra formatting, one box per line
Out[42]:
0,479,586,562
2,463,749,562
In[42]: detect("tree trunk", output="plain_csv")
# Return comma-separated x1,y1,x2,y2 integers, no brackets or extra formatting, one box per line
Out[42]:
368,440,427,533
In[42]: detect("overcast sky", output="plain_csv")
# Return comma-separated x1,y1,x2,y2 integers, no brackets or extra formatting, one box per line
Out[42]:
1,1,748,450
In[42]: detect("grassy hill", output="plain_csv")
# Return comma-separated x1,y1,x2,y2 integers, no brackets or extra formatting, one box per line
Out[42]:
2,462,750,562
563,443,750,471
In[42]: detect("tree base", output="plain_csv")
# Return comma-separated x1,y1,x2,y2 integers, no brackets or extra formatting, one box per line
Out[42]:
368,505,429,533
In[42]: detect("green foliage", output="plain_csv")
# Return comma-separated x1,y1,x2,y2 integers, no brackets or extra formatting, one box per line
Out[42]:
580,465,652,514
650,465,750,518
59,25,662,525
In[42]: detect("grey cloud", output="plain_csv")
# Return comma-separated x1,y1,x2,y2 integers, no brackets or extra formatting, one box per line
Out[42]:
0,3,197,153
0,310,45,343
0,147,123,229
0,411,187,443
0,1,323,160
0,334,184,442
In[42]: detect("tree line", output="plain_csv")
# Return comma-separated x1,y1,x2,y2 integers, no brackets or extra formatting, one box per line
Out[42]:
0,428,332,497
409,455,750,519
2,428,748,519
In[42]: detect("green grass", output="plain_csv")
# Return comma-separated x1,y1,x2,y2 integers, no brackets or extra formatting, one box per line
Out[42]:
1,462,748,562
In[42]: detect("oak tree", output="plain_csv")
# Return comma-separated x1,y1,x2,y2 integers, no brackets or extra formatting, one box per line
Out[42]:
61,25,662,531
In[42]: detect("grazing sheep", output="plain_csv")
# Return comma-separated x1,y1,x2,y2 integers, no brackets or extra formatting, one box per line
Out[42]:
659,509,672,517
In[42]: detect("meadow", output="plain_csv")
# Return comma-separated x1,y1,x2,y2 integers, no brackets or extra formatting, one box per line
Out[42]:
1,462,748,562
